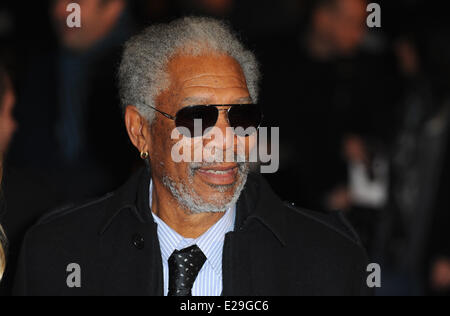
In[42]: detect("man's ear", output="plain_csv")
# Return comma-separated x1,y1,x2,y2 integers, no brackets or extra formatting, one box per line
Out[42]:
124,106,151,154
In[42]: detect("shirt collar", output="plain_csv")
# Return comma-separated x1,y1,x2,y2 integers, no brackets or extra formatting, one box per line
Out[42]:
149,181,236,276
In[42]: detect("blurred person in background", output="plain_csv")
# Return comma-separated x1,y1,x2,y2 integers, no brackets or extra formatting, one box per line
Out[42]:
304,0,368,58
0,61,60,296
7,0,138,203
380,27,450,296
262,0,395,216
52,0,129,52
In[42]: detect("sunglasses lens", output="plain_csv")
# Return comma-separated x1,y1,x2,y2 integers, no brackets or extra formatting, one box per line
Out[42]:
175,106,218,137
228,104,262,136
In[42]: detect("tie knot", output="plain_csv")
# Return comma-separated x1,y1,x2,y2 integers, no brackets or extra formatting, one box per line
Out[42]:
168,245,207,296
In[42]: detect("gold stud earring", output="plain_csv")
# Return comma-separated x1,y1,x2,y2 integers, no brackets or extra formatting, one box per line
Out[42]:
140,151,149,160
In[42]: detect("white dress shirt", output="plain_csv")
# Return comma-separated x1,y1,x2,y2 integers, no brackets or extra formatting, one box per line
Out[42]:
149,181,236,296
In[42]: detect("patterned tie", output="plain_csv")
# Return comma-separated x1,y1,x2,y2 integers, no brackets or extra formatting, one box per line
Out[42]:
168,245,207,296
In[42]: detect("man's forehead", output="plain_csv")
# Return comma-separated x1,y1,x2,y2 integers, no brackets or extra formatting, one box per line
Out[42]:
168,54,246,85
180,95,252,105
164,53,250,106
177,85,251,107
182,74,247,89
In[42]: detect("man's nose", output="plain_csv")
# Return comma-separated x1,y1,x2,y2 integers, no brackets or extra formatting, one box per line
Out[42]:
204,110,235,152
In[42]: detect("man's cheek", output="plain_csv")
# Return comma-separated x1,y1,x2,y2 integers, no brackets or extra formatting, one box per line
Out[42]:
171,128,205,163
236,134,257,161
247,134,258,155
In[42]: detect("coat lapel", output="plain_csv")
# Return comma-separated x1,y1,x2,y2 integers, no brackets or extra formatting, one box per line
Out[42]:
222,173,288,296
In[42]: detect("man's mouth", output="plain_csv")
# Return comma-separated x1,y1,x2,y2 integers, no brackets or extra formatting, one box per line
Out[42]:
194,164,239,186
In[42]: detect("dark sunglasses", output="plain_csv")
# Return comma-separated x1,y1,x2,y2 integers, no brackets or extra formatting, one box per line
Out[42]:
145,103,263,137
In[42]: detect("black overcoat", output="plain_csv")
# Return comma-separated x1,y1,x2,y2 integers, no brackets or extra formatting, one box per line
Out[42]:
14,168,371,296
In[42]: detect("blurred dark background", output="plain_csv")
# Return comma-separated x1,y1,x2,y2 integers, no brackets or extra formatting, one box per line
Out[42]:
0,0,449,296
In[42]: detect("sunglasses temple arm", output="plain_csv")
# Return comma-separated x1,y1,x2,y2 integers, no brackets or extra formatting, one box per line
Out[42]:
145,103,176,121
160,111,176,120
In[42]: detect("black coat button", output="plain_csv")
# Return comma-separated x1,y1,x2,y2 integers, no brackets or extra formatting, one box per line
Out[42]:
132,234,145,250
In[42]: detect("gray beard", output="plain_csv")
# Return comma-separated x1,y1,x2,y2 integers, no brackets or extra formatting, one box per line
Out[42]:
162,163,250,214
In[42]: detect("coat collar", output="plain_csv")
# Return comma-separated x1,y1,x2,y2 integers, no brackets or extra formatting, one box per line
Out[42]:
99,168,287,246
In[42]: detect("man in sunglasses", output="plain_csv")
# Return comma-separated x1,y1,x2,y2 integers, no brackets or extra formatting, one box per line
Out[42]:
14,17,371,296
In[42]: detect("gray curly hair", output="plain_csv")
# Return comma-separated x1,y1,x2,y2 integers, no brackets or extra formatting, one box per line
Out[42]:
118,16,260,123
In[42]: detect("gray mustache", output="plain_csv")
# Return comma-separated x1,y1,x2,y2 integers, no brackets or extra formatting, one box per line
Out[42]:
189,149,249,170
189,161,248,171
